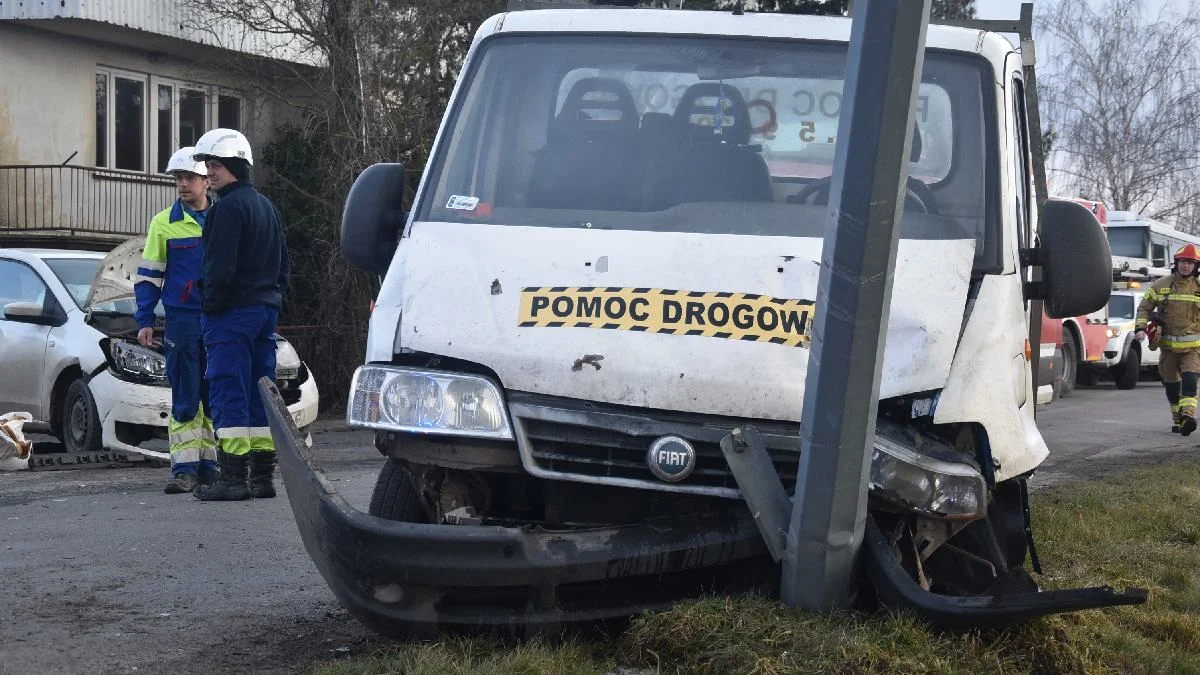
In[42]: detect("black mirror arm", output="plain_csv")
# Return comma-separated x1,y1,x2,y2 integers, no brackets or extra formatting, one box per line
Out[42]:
1019,246,1047,300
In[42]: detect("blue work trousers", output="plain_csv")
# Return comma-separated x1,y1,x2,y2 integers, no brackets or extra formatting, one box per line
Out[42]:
202,305,278,456
163,308,217,476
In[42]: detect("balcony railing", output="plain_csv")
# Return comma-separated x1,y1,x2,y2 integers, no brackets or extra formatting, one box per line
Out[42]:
0,165,177,239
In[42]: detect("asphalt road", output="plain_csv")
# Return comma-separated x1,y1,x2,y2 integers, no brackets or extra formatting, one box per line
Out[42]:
0,381,1193,675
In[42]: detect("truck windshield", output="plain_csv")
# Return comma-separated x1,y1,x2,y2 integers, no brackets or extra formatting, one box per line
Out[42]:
1107,226,1149,258
1108,294,1136,320
419,35,999,272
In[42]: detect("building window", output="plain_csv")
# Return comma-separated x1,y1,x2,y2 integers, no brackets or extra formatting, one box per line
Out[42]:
97,68,244,174
95,74,107,167
157,85,172,172
114,77,145,171
218,95,241,129
179,88,206,148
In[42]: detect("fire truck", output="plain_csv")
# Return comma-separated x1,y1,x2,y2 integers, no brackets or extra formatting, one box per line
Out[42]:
1038,198,1113,400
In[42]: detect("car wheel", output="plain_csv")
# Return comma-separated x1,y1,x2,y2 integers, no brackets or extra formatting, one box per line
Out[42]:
1059,336,1078,398
62,379,102,453
368,459,430,523
1112,348,1140,390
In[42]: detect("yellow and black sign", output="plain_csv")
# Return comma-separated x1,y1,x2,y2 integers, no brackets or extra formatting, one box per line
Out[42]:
518,287,813,347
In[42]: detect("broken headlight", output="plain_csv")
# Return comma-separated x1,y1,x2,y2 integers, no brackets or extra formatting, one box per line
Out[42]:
869,433,986,521
275,337,301,380
347,365,513,439
106,339,168,384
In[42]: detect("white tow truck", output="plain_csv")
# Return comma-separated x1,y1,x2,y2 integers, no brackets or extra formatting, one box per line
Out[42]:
261,2,1144,636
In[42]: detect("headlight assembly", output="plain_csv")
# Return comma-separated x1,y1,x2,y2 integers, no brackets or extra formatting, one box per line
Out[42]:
275,337,302,380
105,339,168,384
869,427,987,521
347,366,512,439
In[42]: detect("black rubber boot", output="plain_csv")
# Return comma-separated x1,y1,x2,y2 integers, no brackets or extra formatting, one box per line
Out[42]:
1182,413,1197,437
194,451,251,501
248,451,277,499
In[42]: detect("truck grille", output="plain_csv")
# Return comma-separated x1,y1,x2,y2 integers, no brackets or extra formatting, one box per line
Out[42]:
507,392,800,498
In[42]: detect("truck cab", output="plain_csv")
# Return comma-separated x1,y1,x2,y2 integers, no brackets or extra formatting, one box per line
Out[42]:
266,5,1136,637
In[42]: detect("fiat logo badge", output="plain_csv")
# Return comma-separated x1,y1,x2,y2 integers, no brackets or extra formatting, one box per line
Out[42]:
647,435,697,483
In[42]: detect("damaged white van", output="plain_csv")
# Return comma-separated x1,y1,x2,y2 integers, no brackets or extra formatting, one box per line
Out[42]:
262,5,1144,636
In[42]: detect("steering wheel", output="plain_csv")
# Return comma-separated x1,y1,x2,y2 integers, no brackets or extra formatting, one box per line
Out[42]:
790,175,938,215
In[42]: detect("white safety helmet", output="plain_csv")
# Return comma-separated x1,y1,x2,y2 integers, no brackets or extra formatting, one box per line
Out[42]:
192,128,254,165
165,146,208,176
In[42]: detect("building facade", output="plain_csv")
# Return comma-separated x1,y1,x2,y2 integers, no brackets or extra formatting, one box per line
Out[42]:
0,1,311,246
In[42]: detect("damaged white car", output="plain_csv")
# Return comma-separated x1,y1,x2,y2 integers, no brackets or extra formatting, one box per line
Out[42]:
0,240,318,459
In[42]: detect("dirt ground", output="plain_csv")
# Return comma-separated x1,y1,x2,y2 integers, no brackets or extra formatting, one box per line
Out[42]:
0,381,1191,675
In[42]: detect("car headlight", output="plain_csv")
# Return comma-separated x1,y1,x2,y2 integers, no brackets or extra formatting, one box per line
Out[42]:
347,366,513,439
275,337,301,380
107,340,168,384
869,432,986,521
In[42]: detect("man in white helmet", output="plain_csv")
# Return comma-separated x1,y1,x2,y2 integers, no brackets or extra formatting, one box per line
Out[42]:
134,146,219,494
190,128,290,501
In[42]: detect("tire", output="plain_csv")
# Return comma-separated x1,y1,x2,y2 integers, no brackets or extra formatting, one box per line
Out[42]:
1059,335,1078,397
1112,347,1140,390
61,379,102,453
368,459,429,522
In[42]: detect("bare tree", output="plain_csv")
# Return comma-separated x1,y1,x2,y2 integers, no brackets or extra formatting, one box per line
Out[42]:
1039,0,1200,226
182,0,503,406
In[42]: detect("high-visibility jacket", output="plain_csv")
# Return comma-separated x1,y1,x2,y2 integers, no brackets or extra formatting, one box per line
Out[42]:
134,200,208,328
1136,273,1200,350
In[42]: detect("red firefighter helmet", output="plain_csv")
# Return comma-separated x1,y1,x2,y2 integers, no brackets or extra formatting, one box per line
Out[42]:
1175,243,1200,263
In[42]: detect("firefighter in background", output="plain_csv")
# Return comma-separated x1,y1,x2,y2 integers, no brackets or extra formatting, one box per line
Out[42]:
191,128,290,502
1136,243,1200,436
135,147,218,493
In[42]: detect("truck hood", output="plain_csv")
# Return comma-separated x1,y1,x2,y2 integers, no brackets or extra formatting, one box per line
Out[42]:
391,221,975,422
84,235,147,310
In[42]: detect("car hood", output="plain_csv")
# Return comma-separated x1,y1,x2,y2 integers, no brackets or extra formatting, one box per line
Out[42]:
84,236,146,311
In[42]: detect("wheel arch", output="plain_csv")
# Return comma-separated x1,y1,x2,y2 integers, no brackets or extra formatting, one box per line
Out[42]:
47,362,83,437
1061,318,1084,360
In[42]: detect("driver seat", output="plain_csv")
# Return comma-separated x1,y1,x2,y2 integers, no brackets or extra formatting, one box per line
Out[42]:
527,77,642,211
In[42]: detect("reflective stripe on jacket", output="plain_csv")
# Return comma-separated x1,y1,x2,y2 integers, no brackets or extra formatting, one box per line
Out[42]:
134,200,206,328
1137,273,1200,351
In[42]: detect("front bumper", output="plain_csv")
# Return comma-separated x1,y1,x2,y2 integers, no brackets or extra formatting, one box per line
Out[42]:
90,369,172,458
89,367,319,460
262,378,1148,635
262,378,773,637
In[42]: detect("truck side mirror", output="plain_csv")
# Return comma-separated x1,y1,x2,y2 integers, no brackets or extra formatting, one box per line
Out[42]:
341,163,407,276
1038,199,1112,319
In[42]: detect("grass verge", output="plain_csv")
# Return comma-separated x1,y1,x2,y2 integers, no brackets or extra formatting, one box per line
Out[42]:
318,461,1200,674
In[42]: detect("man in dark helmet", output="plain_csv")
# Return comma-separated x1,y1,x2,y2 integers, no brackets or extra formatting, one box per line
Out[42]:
1137,243,1200,435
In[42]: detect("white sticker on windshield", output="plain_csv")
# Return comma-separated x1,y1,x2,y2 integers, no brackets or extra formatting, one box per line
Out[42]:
446,195,480,210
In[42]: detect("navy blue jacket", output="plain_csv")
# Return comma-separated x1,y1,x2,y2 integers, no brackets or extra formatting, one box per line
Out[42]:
200,181,290,314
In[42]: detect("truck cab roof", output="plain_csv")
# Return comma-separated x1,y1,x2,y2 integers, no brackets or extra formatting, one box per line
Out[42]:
484,8,1018,68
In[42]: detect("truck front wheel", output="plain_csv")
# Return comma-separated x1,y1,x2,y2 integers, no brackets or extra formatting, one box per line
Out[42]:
368,459,431,523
